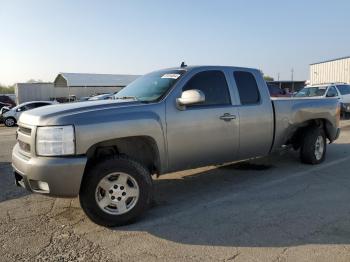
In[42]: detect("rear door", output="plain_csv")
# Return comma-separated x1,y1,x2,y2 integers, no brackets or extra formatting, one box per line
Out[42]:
166,69,239,171
232,70,274,159
336,85,350,103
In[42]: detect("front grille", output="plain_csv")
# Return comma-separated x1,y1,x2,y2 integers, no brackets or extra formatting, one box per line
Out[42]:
18,140,31,152
17,124,33,156
18,126,31,136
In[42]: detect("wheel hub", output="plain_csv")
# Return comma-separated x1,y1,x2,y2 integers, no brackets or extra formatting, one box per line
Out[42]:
108,184,127,201
95,172,139,215
314,135,325,160
5,118,14,126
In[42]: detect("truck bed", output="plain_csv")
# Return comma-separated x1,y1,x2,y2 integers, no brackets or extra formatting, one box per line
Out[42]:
271,97,340,151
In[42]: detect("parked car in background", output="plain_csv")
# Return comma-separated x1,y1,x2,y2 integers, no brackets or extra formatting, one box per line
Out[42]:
267,83,292,97
0,102,12,110
88,93,114,101
2,101,58,127
295,83,350,114
0,102,13,123
78,96,91,102
0,95,16,107
0,105,12,116
12,65,340,227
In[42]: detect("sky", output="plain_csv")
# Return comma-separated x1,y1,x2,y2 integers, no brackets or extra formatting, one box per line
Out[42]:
0,0,349,85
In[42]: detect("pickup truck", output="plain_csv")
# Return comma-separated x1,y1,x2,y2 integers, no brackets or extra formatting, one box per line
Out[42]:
12,65,341,227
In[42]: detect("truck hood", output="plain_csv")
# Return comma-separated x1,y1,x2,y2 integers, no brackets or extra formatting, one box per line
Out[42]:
18,100,143,126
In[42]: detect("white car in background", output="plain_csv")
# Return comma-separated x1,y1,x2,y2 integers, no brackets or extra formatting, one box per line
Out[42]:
87,93,114,101
295,83,350,113
2,101,58,127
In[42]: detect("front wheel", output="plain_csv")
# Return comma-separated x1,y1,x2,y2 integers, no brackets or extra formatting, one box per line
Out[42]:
79,156,153,227
300,127,327,165
4,117,16,127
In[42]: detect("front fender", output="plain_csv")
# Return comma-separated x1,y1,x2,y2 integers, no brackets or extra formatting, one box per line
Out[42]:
74,107,167,173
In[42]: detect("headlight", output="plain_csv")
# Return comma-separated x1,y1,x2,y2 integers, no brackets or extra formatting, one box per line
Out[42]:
36,126,75,156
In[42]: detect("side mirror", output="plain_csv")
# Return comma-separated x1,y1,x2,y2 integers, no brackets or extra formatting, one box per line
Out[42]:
177,89,205,107
16,108,22,112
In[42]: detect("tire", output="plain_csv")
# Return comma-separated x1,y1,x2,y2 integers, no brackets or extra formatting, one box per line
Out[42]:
79,156,153,227
4,117,16,127
300,127,327,165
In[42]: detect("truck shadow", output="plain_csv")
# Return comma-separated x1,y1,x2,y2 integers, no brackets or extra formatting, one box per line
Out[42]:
0,162,29,202
120,142,350,247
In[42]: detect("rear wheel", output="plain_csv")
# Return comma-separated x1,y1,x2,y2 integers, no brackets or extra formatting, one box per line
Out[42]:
4,117,16,127
300,127,327,165
79,156,153,227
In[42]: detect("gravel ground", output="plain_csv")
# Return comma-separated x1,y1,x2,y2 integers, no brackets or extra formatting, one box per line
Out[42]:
0,122,350,261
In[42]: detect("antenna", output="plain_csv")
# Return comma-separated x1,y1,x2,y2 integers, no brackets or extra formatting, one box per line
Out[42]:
180,61,187,68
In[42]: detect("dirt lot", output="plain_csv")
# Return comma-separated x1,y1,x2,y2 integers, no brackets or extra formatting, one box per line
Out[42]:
1,123,350,261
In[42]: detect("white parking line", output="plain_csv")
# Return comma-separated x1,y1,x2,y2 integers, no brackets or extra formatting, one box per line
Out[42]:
257,154,350,189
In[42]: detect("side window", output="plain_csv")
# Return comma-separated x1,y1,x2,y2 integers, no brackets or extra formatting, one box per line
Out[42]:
34,102,49,108
326,86,338,97
233,71,260,105
24,103,36,110
183,70,231,106
337,85,350,95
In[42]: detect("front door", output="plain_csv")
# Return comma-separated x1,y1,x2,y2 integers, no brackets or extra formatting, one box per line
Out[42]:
166,69,239,172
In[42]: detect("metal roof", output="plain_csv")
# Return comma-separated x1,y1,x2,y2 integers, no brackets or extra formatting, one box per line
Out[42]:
54,73,140,87
310,56,350,65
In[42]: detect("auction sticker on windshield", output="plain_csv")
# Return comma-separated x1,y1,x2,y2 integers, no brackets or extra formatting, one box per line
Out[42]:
161,74,181,79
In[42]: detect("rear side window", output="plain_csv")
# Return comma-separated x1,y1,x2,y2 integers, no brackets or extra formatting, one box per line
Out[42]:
233,71,260,105
24,103,36,110
326,86,338,97
34,102,50,108
337,85,350,95
183,70,231,106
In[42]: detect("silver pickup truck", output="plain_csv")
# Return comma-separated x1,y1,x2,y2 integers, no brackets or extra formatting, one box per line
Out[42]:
12,65,341,227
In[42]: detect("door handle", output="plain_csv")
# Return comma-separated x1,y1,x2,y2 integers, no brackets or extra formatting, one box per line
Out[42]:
219,113,236,121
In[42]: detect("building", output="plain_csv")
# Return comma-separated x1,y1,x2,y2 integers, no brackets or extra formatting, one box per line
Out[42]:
15,82,58,104
15,73,140,104
310,56,350,85
54,73,140,99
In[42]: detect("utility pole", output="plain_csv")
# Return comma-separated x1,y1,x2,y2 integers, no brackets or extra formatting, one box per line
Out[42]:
277,73,281,88
291,68,295,93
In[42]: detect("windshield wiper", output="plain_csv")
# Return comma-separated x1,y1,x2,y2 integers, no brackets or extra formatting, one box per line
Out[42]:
115,96,152,103
115,96,139,101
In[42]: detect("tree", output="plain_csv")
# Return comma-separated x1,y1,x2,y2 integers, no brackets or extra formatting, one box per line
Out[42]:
263,75,274,81
0,84,15,94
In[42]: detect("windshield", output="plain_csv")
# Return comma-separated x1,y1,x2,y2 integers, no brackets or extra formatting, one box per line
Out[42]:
115,70,186,102
295,86,327,97
337,85,350,95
